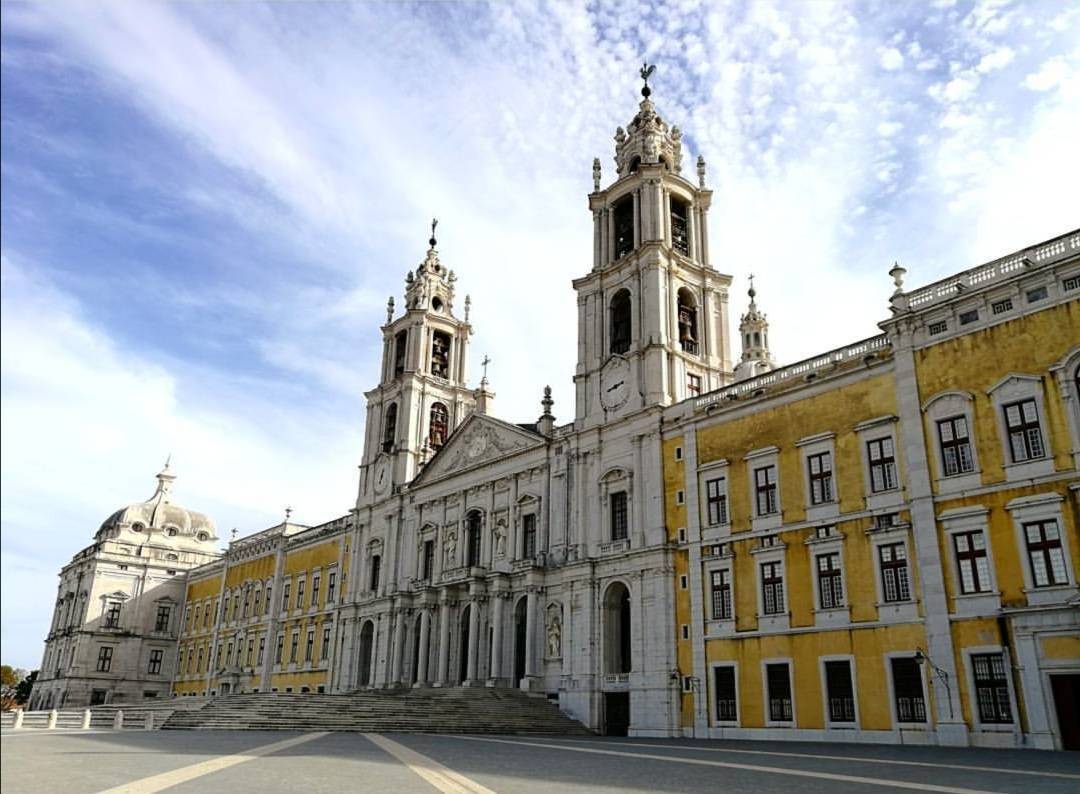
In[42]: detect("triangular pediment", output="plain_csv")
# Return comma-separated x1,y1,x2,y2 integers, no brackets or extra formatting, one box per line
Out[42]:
412,413,545,485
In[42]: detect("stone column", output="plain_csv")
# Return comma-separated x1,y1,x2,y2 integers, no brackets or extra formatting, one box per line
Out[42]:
436,596,452,686
417,609,431,685
632,189,641,249
490,592,505,682
524,588,539,684
390,610,406,685
466,595,481,683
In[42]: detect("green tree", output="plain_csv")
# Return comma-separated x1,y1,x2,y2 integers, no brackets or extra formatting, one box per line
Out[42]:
0,665,20,711
16,671,38,705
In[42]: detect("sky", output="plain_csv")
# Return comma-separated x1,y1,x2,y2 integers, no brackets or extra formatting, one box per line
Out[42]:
1,0,1078,669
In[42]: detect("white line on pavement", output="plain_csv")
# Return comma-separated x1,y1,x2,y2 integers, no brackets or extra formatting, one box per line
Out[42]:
365,733,497,794
92,731,330,794
445,735,1007,794
524,737,1080,780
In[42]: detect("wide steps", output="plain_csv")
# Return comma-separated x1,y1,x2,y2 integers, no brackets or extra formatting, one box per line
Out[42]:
162,689,591,734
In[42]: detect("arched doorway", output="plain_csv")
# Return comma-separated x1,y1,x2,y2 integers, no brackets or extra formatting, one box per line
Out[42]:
513,596,527,684
358,621,375,688
459,605,472,683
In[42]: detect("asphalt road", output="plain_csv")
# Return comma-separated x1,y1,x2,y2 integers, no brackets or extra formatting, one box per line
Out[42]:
2,729,1078,794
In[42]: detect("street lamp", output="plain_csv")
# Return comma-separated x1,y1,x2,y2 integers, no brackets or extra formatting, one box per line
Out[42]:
914,647,953,721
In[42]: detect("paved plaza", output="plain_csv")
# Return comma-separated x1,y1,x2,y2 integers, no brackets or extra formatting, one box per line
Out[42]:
2,729,1079,794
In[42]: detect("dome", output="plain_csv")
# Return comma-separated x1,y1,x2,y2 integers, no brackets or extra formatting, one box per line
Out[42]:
97,462,217,542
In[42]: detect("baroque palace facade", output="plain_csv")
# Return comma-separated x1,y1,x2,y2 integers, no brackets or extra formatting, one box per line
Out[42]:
31,86,1080,749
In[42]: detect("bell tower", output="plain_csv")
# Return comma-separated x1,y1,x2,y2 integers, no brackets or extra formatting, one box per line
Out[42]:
358,222,477,504
573,66,733,427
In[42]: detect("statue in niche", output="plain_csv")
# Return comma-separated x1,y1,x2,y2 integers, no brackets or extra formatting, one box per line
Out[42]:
492,520,507,558
444,530,457,566
546,608,562,658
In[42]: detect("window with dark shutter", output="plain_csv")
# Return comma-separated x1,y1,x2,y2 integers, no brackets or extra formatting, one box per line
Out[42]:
714,666,737,722
891,657,926,722
766,663,793,721
824,660,856,723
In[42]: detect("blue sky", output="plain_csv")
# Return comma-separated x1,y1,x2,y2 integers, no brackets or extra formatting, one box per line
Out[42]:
1,0,1077,669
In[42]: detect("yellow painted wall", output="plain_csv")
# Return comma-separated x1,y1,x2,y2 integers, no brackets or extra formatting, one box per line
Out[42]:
1042,634,1080,659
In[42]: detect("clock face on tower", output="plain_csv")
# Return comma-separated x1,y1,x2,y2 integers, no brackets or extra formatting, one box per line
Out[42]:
600,357,631,411
372,455,391,495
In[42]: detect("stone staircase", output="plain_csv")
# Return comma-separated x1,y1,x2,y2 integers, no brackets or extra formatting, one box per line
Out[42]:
162,688,592,734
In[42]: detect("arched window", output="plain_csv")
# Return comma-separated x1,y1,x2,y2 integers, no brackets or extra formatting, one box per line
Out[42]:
429,402,449,450
670,197,689,256
628,156,641,174
383,402,398,453
465,510,482,568
613,196,634,259
677,288,698,354
394,330,408,376
610,289,632,355
604,582,632,674
431,331,451,378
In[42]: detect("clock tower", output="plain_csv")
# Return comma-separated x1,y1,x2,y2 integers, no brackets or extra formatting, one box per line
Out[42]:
358,225,478,505
573,69,733,428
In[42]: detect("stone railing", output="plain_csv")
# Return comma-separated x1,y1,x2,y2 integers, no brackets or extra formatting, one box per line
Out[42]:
695,335,891,411
905,229,1080,311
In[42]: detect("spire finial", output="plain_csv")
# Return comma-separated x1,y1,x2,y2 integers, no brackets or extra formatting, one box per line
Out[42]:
480,354,491,385
429,217,438,249
640,62,656,97
592,157,601,192
163,453,172,470
696,155,706,188
284,505,293,523
386,296,395,324
464,294,471,322
542,385,553,416
748,273,756,302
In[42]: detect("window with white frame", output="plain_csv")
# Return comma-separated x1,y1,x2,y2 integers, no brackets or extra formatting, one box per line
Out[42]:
760,561,785,615
710,569,732,620
989,375,1054,480
610,491,629,541
879,542,911,602
816,552,844,609
765,662,793,722
971,653,1012,724
937,416,975,476
754,465,778,516
953,530,992,594
705,477,728,526
867,437,897,492
808,452,834,505
890,657,926,723
824,659,856,724
1024,520,1069,587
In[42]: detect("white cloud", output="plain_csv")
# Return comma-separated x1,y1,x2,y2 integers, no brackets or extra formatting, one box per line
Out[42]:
879,47,905,71
976,46,1015,73
1024,56,1071,91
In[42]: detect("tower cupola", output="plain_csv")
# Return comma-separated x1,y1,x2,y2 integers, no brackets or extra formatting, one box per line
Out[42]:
734,276,776,382
613,66,684,177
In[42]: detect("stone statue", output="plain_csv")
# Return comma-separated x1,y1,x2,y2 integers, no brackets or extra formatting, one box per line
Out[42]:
493,520,507,558
547,610,562,657
592,157,601,192
444,530,457,565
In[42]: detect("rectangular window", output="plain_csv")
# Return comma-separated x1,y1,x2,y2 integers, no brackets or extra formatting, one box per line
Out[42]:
937,416,974,476
610,491,628,541
305,629,314,662
710,569,732,620
321,626,331,661
825,660,856,723
953,530,991,594
816,552,844,609
959,309,979,325
522,513,537,558
760,561,785,615
705,477,728,525
370,556,381,592
766,663,793,722
263,585,271,614
972,653,1012,724
197,646,204,673
246,638,254,666
754,465,778,516
312,574,321,606
148,649,163,675
1026,286,1048,303
991,298,1013,315
296,579,306,609
1064,275,1080,292
422,540,435,580
327,572,337,603
1004,399,1045,462
289,632,299,663
154,605,171,633
867,437,897,492
891,657,927,722
879,542,911,602
807,452,834,504
96,646,113,673
687,373,702,395
928,320,948,335
275,633,284,664
282,582,291,612
257,637,265,666
1024,520,1068,587
714,666,737,722
104,601,121,628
